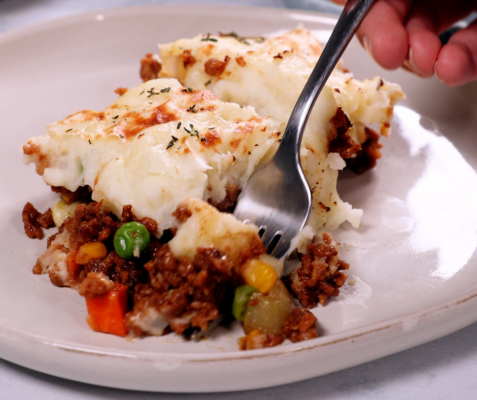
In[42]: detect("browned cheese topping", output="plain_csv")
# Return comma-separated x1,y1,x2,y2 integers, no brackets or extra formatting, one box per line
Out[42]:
204,56,230,77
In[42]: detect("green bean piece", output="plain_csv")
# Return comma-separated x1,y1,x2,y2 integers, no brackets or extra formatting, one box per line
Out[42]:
232,285,258,321
114,221,150,259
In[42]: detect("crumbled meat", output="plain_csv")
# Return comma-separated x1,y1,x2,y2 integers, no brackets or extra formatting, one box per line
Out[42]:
189,300,220,332
137,217,158,235
283,233,349,308
329,107,361,159
140,53,162,82
181,49,196,68
207,184,239,213
79,272,115,298
64,202,119,251
282,308,319,342
47,225,64,248
50,185,92,203
235,236,266,267
204,56,230,77
31,192,349,349
120,205,159,234
346,127,382,174
32,263,43,275
82,250,145,290
22,202,55,239
114,87,128,96
125,244,239,336
238,330,285,351
34,202,148,289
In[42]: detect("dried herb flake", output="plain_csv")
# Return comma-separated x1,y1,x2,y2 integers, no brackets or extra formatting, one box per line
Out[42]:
201,33,218,42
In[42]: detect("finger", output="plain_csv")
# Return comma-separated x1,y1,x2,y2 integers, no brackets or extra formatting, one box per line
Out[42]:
356,0,412,70
436,19,477,86
404,1,442,77
412,0,477,33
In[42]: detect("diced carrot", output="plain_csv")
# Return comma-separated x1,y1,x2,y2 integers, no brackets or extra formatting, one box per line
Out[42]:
85,283,128,337
67,251,80,277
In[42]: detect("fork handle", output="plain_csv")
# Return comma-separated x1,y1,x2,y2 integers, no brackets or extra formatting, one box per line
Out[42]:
277,0,377,160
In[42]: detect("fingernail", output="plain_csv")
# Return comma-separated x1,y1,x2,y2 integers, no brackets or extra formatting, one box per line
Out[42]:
403,48,425,77
363,35,372,56
434,60,445,83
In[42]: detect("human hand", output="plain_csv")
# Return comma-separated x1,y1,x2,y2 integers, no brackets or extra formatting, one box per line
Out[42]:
331,0,477,86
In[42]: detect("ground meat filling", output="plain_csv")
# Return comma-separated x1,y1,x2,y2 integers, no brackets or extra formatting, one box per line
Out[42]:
329,107,361,159
238,331,285,351
140,53,162,82
283,233,349,308
26,198,345,348
125,244,239,337
65,202,120,251
22,202,55,239
79,272,115,298
51,185,92,203
282,308,319,342
121,205,159,235
207,184,240,213
346,127,383,174
66,203,165,289
31,201,159,290
82,250,145,291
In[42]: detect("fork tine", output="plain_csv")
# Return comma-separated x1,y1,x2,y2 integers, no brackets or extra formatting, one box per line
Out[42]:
260,228,279,249
270,234,292,259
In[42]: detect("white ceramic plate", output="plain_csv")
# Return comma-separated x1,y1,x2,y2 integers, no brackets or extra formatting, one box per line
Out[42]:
1,5,477,393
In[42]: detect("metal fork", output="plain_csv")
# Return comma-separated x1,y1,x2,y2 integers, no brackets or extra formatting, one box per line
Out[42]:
233,0,377,259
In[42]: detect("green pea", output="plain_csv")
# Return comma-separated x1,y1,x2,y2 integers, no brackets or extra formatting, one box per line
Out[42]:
232,285,258,322
114,221,150,259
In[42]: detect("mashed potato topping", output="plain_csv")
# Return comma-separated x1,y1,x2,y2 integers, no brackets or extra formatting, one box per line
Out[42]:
158,27,404,230
23,78,284,233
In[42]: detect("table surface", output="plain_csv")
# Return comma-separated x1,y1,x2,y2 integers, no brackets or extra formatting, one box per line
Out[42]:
1,0,477,399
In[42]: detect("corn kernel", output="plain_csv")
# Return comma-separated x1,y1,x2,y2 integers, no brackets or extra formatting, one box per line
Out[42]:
241,258,278,294
76,242,108,264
